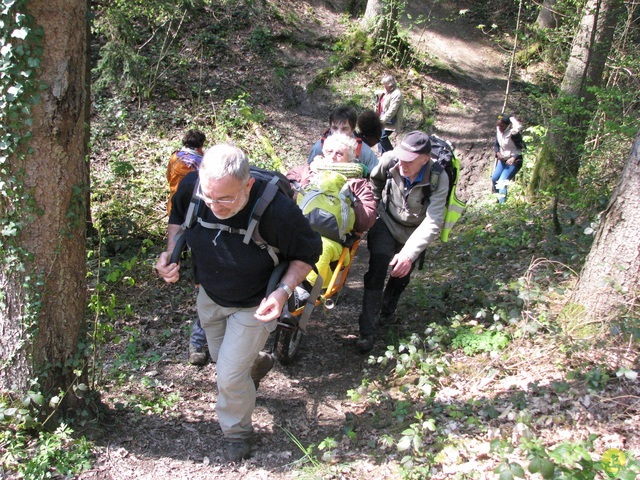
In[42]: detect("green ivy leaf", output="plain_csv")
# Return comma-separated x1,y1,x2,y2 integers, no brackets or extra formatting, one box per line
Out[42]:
397,435,412,451
498,471,513,480
620,470,638,480
529,457,542,474
539,459,555,479
28,391,44,406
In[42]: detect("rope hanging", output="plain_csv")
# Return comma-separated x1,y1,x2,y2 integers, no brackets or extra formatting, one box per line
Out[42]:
502,0,524,113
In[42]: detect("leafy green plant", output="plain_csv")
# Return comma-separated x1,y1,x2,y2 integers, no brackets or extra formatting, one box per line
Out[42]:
392,397,412,422
115,390,180,416
450,327,510,356
397,412,436,480
491,434,640,480
1,423,93,479
111,326,162,371
374,332,448,383
280,425,320,467
91,0,201,99
247,26,273,52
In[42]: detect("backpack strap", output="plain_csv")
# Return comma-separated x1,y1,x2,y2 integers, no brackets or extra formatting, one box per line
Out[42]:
383,157,398,213
169,178,202,264
178,176,282,266
421,161,444,206
245,176,282,266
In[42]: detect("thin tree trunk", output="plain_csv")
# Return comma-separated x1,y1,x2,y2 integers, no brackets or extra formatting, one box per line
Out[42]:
362,0,383,31
531,0,622,192
536,0,560,29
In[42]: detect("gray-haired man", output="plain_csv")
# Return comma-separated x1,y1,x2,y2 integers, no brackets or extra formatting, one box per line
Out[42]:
156,144,321,461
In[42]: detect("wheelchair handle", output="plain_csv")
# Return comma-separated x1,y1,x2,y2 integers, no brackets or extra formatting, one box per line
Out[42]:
266,261,289,296
169,230,187,265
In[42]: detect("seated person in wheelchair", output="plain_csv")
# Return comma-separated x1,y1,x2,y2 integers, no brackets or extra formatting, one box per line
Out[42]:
287,133,377,288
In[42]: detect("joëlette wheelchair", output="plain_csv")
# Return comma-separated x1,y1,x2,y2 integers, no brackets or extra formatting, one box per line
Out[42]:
266,233,361,364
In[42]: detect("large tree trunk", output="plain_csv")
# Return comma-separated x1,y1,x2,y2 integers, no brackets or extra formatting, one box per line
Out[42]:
362,0,383,30
531,0,622,192
0,0,89,411
571,130,640,320
361,0,409,63
536,0,560,29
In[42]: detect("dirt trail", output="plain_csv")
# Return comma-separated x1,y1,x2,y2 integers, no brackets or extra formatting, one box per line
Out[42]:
406,1,510,202
81,3,511,479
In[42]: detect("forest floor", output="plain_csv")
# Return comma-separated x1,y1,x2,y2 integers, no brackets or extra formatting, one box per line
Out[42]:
75,1,639,479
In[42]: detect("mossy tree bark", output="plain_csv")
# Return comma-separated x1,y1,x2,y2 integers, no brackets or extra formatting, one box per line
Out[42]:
361,0,409,63
0,0,90,412
536,0,560,29
362,0,383,31
570,130,640,321
531,0,622,193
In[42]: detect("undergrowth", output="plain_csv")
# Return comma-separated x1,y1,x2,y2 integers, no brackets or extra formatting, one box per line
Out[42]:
322,196,640,479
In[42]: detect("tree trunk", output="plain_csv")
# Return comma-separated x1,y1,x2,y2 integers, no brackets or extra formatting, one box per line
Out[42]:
0,0,89,412
570,130,640,320
362,0,383,31
531,0,622,192
360,0,409,63
536,0,560,29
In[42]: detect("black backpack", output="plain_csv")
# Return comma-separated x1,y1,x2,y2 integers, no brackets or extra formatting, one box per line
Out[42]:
170,166,294,265
428,134,458,205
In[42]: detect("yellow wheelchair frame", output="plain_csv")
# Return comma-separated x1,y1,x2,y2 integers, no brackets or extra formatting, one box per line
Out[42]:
268,234,361,364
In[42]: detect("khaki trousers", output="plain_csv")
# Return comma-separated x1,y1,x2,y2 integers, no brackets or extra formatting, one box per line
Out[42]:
197,287,275,439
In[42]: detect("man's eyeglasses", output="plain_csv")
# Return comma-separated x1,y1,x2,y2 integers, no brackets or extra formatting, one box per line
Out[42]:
196,183,243,205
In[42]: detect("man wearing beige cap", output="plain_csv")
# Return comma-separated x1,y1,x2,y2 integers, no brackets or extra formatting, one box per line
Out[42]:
357,131,448,353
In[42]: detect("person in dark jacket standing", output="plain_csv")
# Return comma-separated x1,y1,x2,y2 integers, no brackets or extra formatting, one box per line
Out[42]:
357,131,448,353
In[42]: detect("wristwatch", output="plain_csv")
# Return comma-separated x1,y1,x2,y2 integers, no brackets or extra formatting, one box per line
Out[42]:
277,283,293,299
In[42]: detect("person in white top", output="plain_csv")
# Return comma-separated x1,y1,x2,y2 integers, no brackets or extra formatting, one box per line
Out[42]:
492,114,525,203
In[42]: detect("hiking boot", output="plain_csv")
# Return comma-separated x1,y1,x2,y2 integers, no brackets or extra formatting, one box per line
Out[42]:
223,439,251,462
356,334,375,354
250,351,275,390
379,312,396,325
188,345,208,366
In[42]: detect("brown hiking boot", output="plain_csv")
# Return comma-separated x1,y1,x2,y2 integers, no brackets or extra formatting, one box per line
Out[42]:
188,345,208,366
250,351,275,389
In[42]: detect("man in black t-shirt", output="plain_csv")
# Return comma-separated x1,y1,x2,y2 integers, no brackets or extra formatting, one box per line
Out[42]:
156,144,321,462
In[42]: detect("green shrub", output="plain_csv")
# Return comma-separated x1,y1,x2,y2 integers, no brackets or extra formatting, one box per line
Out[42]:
450,328,510,355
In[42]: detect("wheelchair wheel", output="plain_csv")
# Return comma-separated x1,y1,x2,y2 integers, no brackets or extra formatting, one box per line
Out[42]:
276,326,303,365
